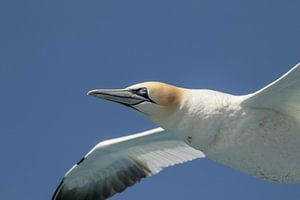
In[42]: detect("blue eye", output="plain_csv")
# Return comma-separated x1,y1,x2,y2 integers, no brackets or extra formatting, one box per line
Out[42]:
131,87,148,97
131,87,156,104
138,87,147,95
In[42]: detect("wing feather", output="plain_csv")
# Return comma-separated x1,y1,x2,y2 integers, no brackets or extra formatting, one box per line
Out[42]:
52,128,204,200
242,62,300,120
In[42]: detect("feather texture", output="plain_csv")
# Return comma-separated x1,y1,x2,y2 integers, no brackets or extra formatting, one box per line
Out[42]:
242,63,300,120
52,128,204,200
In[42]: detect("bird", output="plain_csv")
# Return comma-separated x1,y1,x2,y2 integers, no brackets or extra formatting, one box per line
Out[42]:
53,62,300,200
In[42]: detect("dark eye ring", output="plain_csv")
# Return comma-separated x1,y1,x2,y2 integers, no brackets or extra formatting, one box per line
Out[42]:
137,87,148,95
131,87,156,104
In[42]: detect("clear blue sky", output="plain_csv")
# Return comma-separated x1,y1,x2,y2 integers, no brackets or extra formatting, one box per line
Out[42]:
1,1,299,199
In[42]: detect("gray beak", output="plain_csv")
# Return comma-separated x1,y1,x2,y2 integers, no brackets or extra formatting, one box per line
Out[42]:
87,89,148,106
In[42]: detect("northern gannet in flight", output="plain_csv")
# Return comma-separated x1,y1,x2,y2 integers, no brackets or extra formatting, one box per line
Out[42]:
53,63,300,200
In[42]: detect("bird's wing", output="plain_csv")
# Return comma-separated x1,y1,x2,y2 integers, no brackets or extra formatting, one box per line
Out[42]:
242,62,300,120
52,128,204,200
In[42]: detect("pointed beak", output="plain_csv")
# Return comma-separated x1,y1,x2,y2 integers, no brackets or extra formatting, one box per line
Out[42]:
87,89,147,106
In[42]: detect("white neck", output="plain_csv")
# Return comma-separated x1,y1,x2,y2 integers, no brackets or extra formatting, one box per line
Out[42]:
155,89,245,150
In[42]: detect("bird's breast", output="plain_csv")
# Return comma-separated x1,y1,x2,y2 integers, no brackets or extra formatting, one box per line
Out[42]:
204,107,300,183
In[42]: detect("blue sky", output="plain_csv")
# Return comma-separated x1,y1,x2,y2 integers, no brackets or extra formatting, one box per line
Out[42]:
1,1,300,199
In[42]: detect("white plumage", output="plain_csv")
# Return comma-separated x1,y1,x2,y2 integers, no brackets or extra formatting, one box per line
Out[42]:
53,128,204,200
53,62,300,200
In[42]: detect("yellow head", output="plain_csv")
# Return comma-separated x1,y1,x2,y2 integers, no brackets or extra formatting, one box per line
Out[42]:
88,82,185,123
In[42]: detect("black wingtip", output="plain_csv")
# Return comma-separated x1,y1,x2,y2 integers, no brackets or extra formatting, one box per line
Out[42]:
51,158,152,200
52,178,64,200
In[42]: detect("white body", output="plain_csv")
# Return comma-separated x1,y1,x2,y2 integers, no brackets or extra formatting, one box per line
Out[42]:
162,89,300,183
53,63,300,200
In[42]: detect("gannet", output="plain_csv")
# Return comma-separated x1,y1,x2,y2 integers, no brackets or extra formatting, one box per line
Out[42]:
53,63,300,200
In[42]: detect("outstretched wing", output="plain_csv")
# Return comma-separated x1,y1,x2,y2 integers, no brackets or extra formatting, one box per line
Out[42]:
242,62,300,120
52,128,204,200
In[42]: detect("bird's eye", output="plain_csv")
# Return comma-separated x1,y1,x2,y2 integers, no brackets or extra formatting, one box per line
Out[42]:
137,87,148,95
130,87,156,104
131,87,149,98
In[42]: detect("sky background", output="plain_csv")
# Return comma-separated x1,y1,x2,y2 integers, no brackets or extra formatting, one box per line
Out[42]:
1,1,300,199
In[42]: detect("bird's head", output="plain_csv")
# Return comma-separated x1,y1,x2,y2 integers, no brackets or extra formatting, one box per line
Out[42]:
87,82,185,124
